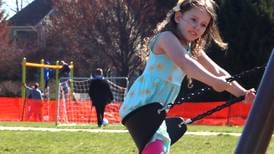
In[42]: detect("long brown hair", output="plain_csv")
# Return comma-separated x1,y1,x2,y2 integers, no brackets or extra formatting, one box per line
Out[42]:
155,0,227,58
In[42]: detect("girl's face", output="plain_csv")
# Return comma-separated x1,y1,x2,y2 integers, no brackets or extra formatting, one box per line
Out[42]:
175,6,211,43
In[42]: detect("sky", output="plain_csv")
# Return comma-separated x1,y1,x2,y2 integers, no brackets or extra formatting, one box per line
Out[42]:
2,0,33,18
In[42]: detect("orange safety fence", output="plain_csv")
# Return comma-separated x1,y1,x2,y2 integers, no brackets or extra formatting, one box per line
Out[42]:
167,101,251,125
0,97,251,125
57,100,121,123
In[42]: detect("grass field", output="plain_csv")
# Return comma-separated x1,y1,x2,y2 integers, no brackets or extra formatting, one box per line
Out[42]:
0,122,273,154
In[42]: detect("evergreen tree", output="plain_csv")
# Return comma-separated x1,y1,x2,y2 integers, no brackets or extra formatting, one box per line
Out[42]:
177,0,274,101
213,0,274,88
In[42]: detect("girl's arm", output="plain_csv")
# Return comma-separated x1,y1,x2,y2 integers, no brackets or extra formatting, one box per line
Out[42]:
196,51,248,97
156,31,230,92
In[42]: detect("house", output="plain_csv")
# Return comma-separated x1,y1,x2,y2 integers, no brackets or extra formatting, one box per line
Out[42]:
8,0,53,48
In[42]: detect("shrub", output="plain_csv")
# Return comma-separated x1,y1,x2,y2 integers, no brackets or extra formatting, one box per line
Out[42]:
0,80,21,97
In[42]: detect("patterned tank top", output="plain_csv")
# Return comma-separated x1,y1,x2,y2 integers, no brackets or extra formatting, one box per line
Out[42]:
119,33,187,119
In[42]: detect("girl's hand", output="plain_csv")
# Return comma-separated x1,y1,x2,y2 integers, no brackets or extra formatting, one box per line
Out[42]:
243,88,256,104
212,76,231,92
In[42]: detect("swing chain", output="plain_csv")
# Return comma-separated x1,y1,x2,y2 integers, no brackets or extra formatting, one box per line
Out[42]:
173,65,265,107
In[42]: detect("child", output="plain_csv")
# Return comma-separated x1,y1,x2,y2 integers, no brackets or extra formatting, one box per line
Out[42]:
120,0,256,153
24,83,43,121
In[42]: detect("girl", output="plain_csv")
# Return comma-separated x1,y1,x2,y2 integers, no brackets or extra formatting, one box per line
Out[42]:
120,0,256,153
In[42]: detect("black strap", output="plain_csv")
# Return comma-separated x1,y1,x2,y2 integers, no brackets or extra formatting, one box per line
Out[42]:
179,96,245,126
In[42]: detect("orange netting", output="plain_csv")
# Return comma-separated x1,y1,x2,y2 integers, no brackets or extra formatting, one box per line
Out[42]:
0,97,251,125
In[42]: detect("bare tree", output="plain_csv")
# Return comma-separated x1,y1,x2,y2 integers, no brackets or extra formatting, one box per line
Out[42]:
0,0,9,49
0,0,26,81
47,0,146,78
125,0,176,36
46,0,176,81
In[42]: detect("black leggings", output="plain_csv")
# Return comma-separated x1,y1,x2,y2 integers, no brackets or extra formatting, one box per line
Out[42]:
122,103,166,152
94,104,106,127
122,103,187,153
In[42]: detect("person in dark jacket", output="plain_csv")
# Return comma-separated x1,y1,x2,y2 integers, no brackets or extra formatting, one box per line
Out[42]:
88,68,113,127
59,61,71,99
59,61,70,80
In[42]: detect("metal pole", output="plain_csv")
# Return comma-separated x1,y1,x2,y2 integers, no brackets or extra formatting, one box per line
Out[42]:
69,61,74,98
21,57,27,121
22,57,26,99
40,59,45,91
235,48,274,154
55,60,60,102
55,60,60,126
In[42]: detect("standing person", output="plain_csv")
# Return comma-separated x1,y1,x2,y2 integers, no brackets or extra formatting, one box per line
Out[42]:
44,61,53,89
59,60,71,99
119,0,256,153
59,61,71,80
24,82,43,121
88,68,113,127
44,61,53,99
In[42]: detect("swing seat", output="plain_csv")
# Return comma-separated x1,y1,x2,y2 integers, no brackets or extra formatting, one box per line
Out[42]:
166,117,187,145
122,103,187,152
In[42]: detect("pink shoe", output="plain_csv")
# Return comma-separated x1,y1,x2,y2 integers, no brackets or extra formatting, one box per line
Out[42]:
141,140,164,154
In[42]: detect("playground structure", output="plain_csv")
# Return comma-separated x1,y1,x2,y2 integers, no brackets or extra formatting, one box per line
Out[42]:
21,57,74,101
235,48,274,153
14,48,274,152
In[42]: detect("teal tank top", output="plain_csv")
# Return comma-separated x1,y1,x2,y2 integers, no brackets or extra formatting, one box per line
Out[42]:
120,33,187,119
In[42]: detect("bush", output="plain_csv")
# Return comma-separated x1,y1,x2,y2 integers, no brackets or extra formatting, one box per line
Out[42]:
0,80,21,97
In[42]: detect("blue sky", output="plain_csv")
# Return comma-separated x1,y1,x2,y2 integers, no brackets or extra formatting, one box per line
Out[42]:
2,0,33,18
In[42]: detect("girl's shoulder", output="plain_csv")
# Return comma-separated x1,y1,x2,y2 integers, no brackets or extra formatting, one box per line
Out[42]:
158,31,178,40
155,31,181,47
156,31,183,48
152,31,176,41
150,31,179,54
159,31,174,35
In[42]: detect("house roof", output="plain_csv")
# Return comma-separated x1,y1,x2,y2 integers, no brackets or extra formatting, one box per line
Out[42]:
8,0,53,27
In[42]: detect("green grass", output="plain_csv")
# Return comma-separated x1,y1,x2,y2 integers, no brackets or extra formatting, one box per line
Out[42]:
0,122,126,130
0,122,273,154
0,122,243,132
